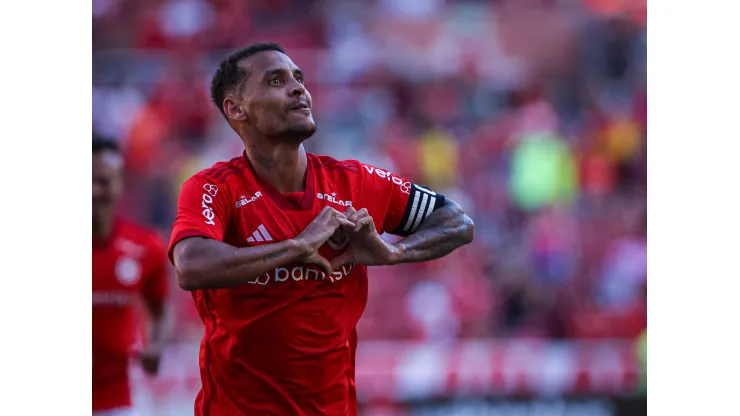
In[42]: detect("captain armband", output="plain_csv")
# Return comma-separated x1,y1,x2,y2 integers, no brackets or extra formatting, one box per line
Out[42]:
390,184,445,237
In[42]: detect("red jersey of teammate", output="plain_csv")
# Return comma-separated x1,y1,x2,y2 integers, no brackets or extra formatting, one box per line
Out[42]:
169,152,444,415
93,217,169,412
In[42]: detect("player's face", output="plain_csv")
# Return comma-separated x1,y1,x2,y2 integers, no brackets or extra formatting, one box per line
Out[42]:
92,151,123,223
241,51,316,141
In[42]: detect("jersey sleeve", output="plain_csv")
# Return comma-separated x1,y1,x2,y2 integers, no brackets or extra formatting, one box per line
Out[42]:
168,174,233,264
358,163,446,237
142,234,169,308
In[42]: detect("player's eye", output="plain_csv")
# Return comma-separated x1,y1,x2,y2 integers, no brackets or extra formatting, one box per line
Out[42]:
269,78,282,87
295,76,304,84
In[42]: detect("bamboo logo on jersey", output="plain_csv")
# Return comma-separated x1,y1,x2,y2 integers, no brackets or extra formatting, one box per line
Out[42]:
327,228,349,250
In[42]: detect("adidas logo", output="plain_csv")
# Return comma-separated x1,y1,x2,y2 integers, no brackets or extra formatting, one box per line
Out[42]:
247,224,273,243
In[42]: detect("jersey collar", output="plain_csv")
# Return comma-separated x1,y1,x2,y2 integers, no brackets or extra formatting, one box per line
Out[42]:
242,151,316,211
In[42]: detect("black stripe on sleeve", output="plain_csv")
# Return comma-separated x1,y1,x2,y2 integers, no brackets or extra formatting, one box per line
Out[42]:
390,184,445,237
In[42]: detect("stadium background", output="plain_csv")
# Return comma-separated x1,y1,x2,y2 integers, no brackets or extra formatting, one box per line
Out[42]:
92,0,647,414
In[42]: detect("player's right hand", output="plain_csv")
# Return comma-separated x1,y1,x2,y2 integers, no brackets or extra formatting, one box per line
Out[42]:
295,206,355,275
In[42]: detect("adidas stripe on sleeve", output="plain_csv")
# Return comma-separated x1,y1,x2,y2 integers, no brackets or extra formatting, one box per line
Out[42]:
390,184,446,237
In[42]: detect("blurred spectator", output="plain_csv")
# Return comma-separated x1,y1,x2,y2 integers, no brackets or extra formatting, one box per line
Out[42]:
509,132,578,212
636,328,647,393
418,127,459,191
158,0,215,43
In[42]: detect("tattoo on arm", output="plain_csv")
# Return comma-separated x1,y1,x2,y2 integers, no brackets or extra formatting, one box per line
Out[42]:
394,199,474,263
263,248,288,263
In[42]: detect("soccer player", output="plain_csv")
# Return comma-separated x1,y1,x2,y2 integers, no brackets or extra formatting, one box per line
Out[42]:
93,137,170,416
169,42,475,415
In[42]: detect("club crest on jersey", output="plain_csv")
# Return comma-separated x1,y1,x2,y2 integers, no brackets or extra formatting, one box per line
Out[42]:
327,233,349,250
317,192,352,207
115,257,141,286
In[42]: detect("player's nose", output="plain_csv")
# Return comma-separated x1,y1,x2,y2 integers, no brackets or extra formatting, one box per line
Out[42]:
288,79,305,97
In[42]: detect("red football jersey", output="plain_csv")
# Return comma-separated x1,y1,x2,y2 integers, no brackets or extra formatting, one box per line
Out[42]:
93,217,169,411
169,152,444,416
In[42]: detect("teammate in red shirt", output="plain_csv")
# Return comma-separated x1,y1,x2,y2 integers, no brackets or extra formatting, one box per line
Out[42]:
93,138,170,416
169,43,475,416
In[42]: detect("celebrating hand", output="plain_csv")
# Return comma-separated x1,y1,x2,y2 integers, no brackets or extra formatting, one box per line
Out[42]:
330,207,401,270
295,206,355,276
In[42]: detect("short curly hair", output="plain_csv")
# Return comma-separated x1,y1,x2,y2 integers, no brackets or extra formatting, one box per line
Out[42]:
210,42,286,119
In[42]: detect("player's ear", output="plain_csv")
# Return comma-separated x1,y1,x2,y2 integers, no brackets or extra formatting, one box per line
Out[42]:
224,96,247,121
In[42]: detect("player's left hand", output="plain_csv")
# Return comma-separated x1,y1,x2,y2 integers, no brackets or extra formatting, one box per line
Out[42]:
138,345,163,376
330,207,401,269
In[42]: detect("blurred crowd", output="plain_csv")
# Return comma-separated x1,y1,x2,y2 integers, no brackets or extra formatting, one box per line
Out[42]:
93,0,647,344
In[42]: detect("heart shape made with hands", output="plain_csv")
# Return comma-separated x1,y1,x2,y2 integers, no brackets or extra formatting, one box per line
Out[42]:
328,208,401,270
327,227,349,250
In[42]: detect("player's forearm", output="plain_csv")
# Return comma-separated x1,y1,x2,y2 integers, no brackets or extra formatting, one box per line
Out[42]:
392,199,474,264
145,302,168,348
174,238,309,290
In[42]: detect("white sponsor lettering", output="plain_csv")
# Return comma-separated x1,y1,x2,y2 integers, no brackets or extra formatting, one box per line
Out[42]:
248,263,355,286
114,239,146,257
275,267,290,282
317,192,353,207
362,165,411,194
201,192,216,225
305,268,320,281
332,264,354,282
236,191,262,208
92,291,136,307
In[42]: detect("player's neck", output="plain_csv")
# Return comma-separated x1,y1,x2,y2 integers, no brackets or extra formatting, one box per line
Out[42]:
92,216,115,241
244,141,308,194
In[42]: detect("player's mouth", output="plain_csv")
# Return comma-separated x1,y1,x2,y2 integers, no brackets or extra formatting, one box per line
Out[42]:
288,101,311,114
